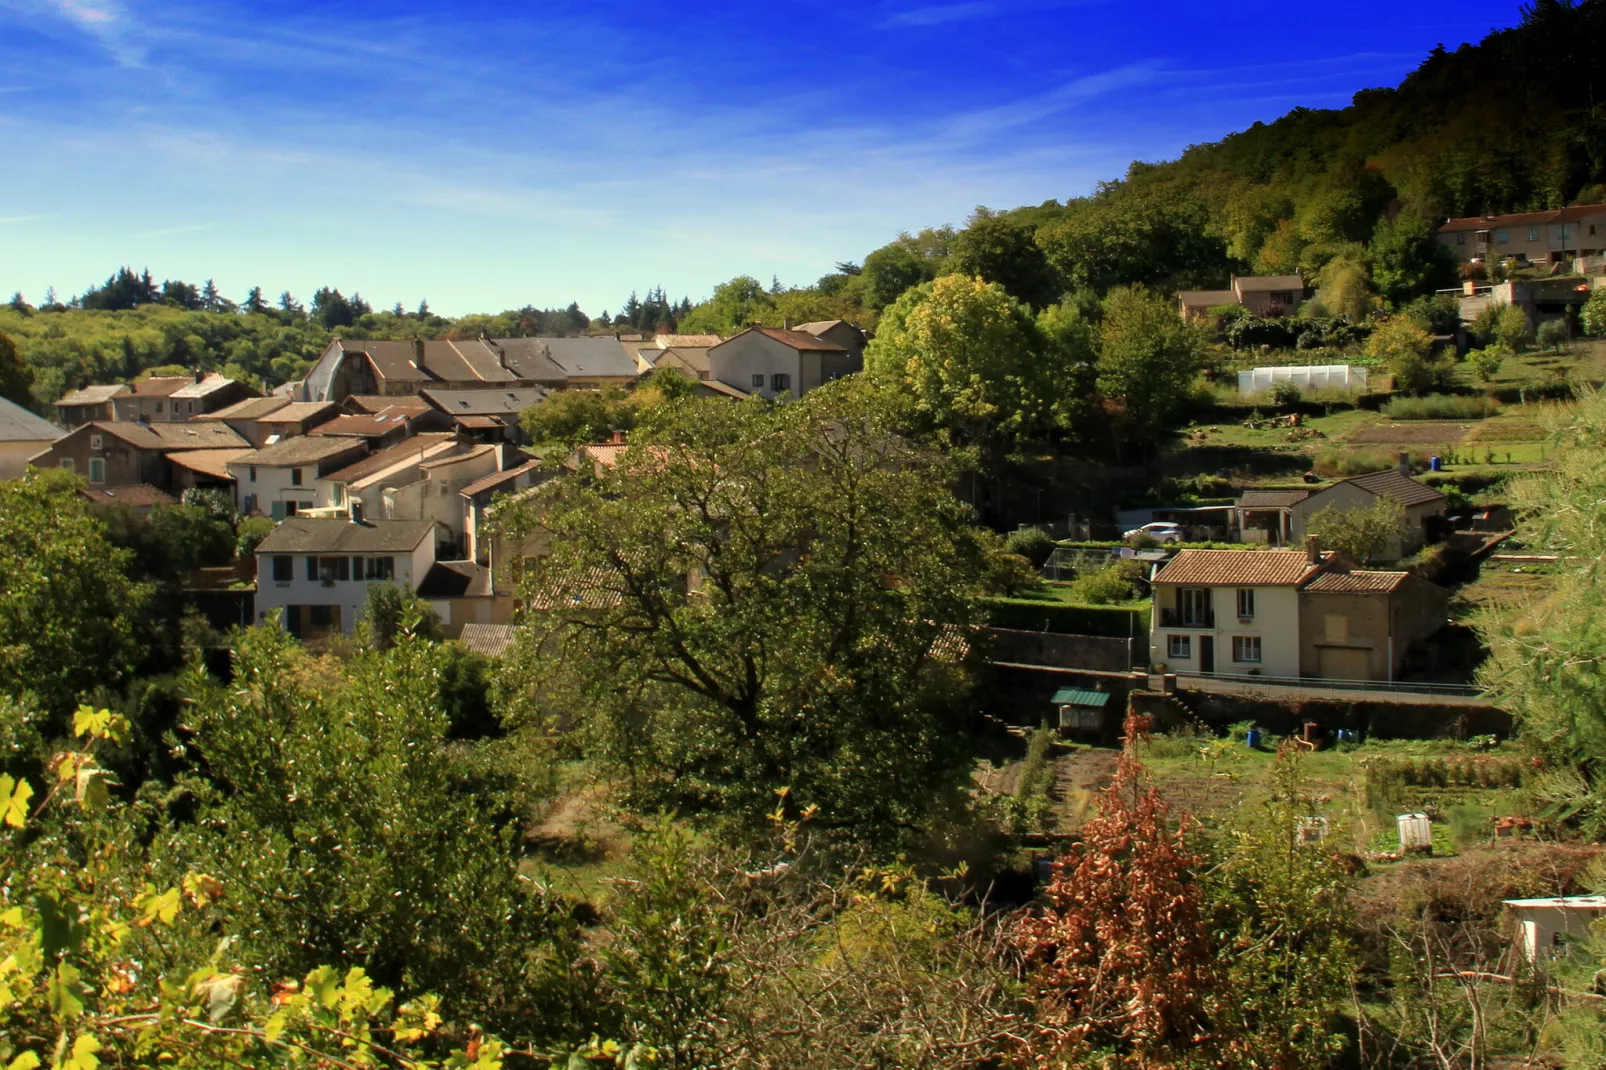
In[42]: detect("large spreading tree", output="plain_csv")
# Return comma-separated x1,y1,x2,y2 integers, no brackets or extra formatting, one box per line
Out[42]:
496,381,992,846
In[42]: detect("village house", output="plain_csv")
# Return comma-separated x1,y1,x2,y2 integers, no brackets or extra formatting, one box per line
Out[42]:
53,384,128,426
1435,203,1606,263
29,420,248,491
78,484,176,513
320,433,467,522
1149,540,1448,681
380,443,512,557
167,448,253,496
1288,465,1448,560
792,319,868,361
460,459,549,565
226,436,369,518
254,401,342,441
299,338,531,403
193,396,294,447
500,337,639,389
417,560,512,637
164,374,256,420
0,396,62,479
418,387,547,443
707,326,858,399
1178,274,1306,321
307,403,451,448
110,375,254,423
253,517,436,639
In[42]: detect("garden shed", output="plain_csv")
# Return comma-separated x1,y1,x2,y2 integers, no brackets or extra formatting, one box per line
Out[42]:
1054,687,1112,734
1503,895,1606,962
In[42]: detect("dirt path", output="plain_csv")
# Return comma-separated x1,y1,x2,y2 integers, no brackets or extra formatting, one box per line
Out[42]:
1048,748,1118,830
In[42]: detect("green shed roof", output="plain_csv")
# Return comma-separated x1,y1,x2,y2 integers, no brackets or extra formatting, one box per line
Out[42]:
1052,688,1112,707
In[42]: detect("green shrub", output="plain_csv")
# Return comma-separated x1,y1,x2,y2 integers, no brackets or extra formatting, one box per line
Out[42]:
984,598,1148,637
1467,345,1509,382
1004,526,1057,567
1312,448,1426,477
1379,393,1500,420
1269,380,1303,407
1492,304,1532,350
1068,560,1148,605
1536,318,1571,352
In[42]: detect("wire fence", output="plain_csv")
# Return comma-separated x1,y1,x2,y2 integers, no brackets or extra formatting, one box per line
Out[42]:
1174,671,1487,701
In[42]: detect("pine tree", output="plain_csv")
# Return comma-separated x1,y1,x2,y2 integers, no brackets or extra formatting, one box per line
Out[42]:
243,286,269,314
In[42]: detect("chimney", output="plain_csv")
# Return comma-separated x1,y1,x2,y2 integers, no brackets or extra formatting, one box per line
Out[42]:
610,429,626,445
1398,451,1411,477
784,318,792,330
1306,534,1321,565
194,369,204,383
413,338,425,363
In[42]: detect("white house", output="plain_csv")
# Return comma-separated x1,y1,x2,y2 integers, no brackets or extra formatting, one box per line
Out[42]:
227,436,370,518
253,517,436,638
379,443,511,557
1503,896,1606,962
707,326,858,399
321,433,466,522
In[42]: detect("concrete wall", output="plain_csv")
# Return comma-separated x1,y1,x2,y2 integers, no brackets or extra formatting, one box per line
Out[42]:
987,628,1134,672
1172,688,1511,740
709,334,803,399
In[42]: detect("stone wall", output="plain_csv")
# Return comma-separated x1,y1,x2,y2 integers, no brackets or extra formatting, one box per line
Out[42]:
986,628,1134,672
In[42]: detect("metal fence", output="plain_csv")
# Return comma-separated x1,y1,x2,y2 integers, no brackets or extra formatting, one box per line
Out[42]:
1174,671,1486,700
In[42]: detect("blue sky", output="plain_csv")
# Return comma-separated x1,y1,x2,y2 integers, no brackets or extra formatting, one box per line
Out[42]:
0,0,1521,317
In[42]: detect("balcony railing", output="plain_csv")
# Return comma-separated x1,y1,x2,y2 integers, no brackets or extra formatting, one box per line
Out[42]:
1159,608,1214,628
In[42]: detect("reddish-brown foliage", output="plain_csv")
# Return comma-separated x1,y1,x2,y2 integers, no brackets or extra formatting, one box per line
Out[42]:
1011,713,1213,1068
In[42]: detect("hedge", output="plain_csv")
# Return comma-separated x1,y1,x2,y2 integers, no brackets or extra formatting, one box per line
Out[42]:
984,598,1150,638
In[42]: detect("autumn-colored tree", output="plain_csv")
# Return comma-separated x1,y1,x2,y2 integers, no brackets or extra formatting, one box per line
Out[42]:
1012,713,1213,1068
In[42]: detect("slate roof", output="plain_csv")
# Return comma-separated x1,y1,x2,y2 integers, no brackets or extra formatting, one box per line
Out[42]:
533,337,639,378
420,387,547,415
167,448,253,479
78,485,176,507
345,395,434,416
309,409,422,438
255,517,435,554
1152,549,1333,587
416,560,492,598
459,459,541,499
96,421,249,450
170,374,241,399
1177,289,1238,308
258,401,340,425
233,436,366,468
484,339,568,382
55,384,129,406
201,396,291,421
1329,470,1447,509
322,433,460,485
1237,488,1311,508
420,339,519,384
348,340,432,382
1303,570,1410,593
0,397,61,442
653,347,711,374
457,623,520,657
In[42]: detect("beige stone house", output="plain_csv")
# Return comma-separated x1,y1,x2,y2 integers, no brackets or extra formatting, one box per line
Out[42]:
1436,203,1606,264
1178,275,1305,321
0,397,61,479
707,326,858,399
1149,540,1449,681
1288,467,1448,561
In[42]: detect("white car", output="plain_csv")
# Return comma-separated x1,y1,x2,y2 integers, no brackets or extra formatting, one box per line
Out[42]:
1123,522,1184,543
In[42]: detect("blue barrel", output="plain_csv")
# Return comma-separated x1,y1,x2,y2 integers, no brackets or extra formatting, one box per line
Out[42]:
1246,728,1262,748
1430,456,1443,471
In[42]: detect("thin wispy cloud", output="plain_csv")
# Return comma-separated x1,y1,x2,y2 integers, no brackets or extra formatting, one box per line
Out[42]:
129,221,213,239
878,0,1112,29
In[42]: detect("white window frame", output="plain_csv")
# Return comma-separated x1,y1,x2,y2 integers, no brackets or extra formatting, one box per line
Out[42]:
1167,634,1191,660
1232,635,1262,664
1529,226,1540,242
1236,588,1255,621
89,433,103,450
59,458,75,473
751,374,765,388
87,457,106,485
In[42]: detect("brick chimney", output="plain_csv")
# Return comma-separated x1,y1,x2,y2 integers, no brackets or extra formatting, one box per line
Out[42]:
1398,451,1412,477
610,429,626,445
1306,534,1321,565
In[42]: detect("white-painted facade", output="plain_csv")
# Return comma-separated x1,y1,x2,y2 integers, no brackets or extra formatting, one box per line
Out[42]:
232,462,323,518
254,529,435,636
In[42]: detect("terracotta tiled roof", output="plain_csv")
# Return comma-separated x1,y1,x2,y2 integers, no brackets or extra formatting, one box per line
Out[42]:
1235,274,1304,292
1304,570,1410,593
322,433,460,484
170,374,241,399
233,435,366,468
129,377,193,397
55,384,129,406
1152,549,1332,587
95,421,249,450
1237,488,1311,508
258,401,340,425
1332,470,1446,508
727,325,849,352
459,459,541,499
167,448,253,479
78,484,175,507
345,395,433,416
457,623,520,656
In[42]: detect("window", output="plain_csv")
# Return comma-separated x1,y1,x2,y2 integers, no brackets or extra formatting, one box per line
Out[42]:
290,467,303,487
332,484,344,505
306,555,318,581
1178,588,1212,626
1529,226,1541,242
89,433,103,450
316,557,350,582
751,374,765,388
59,458,74,473
1236,588,1255,620
1559,224,1571,240
351,556,364,580
154,401,163,414
87,457,105,485
283,501,298,517
271,555,293,582
1496,229,1509,244
771,373,790,392
309,604,332,628
1167,634,1192,659
249,466,257,482
1232,635,1262,664
1593,225,1599,237
440,480,449,498
1456,232,1466,245
364,557,394,581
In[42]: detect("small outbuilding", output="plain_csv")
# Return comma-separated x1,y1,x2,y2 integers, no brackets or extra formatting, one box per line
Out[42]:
1503,895,1606,962
1053,687,1113,734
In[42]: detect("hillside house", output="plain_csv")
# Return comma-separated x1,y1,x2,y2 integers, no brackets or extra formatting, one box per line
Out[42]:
53,384,128,426
167,448,253,495
300,338,530,403
165,375,256,420
110,376,250,423
793,319,868,360
380,443,512,556
320,433,467,522
460,460,549,565
1149,541,1448,681
254,517,436,638
708,326,858,399
499,337,639,389
194,396,293,447
29,420,248,490
0,397,62,479
1178,275,1306,321
308,404,450,447
227,436,369,518
1436,203,1606,263
1289,466,1448,560
418,387,547,442
1234,488,1311,545
255,401,342,441
417,560,512,636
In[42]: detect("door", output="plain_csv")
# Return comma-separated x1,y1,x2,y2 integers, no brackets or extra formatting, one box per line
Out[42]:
1318,646,1371,681
1199,635,1215,674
